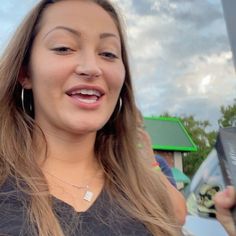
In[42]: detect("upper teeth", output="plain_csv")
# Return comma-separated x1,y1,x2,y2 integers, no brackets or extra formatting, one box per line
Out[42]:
70,89,101,97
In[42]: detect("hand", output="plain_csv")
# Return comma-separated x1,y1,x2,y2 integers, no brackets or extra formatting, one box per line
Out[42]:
214,186,236,236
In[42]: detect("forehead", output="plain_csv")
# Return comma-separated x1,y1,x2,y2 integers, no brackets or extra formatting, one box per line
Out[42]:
38,0,120,38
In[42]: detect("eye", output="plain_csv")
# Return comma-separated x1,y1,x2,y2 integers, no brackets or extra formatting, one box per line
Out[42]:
51,46,74,55
99,52,119,60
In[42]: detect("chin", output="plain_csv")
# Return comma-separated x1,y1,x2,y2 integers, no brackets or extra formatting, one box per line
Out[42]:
70,120,108,133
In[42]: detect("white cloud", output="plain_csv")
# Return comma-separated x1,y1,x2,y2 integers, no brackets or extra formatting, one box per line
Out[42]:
198,75,213,94
0,0,235,130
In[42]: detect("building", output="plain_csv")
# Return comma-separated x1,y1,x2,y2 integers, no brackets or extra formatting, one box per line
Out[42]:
144,116,197,188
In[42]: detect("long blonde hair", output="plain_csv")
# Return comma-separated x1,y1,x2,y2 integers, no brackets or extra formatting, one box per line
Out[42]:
0,0,182,235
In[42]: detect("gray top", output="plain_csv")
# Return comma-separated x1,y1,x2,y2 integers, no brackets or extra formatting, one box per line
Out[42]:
0,178,152,236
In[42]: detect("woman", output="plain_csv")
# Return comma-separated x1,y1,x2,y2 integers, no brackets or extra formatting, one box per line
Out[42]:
0,0,185,235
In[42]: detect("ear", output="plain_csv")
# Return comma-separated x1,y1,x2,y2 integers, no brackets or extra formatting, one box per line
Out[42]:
18,66,32,89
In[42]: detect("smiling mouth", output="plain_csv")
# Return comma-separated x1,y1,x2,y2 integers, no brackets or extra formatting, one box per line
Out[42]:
66,89,103,104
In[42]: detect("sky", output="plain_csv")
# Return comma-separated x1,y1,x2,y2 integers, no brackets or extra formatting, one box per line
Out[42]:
0,0,235,130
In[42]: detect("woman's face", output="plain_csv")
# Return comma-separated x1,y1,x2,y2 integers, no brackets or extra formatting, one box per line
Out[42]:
24,0,125,136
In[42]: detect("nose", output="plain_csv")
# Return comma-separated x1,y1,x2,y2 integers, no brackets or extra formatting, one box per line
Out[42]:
75,50,102,78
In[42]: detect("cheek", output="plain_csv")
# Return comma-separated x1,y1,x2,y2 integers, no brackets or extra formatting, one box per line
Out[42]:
29,48,69,90
29,59,65,92
31,70,56,93
107,65,125,92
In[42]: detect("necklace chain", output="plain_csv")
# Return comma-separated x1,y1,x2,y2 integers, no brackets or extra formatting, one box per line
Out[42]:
44,169,100,202
45,171,87,189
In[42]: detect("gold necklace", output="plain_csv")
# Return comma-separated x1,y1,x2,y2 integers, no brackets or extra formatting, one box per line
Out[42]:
44,170,99,202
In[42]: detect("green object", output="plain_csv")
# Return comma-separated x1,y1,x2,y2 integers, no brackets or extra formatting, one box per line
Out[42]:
143,116,197,152
171,167,190,183
153,166,161,171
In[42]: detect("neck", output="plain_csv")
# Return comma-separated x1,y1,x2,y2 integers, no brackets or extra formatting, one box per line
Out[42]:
35,129,100,178
33,128,104,208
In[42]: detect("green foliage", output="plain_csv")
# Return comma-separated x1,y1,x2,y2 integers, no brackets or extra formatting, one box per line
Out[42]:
180,116,217,177
218,99,236,127
161,98,236,177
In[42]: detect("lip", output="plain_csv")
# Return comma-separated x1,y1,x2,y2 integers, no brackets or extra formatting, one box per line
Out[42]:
65,84,105,109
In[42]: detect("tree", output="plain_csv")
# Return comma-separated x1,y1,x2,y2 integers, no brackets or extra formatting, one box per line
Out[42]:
218,99,236,127
180,116,217,177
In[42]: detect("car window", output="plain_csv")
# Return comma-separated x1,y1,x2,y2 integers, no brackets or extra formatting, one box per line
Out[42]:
185,149,224,218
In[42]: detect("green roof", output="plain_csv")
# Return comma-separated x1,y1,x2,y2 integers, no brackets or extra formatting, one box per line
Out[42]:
144,116,197,152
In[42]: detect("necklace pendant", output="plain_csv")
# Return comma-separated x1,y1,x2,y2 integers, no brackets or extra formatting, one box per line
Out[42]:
83,190,93,202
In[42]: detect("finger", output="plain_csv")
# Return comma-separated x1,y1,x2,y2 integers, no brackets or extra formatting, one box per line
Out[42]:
214,186,236,209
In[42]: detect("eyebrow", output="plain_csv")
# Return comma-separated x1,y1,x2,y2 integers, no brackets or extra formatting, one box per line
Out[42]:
100,32,119,40
43,26,81,39
43,26,119,41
